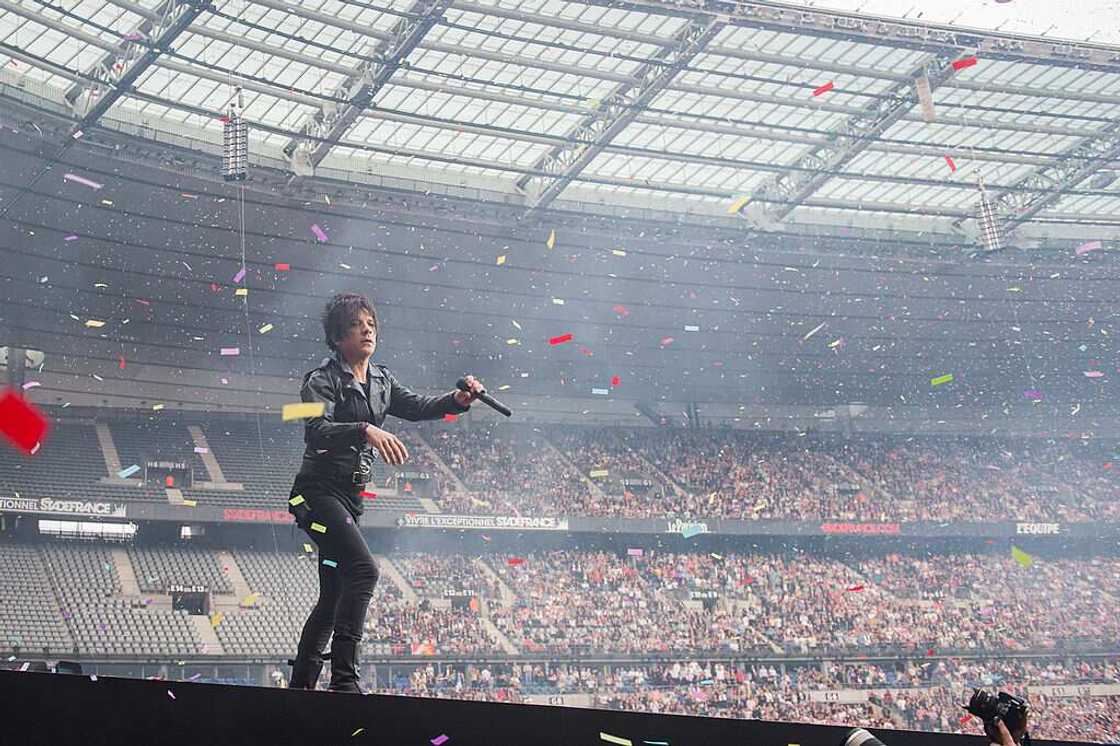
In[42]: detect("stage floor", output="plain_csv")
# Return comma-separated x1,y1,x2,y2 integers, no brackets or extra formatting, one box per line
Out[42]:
0,670,1084,746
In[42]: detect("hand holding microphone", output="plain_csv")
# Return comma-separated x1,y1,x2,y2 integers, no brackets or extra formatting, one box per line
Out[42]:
455,375,512,417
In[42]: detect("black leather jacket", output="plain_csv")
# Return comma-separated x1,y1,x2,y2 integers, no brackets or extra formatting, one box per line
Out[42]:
295,350,468,491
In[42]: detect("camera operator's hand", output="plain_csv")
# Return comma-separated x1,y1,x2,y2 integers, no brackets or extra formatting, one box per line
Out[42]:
985,717,1018,746
362,424,409,465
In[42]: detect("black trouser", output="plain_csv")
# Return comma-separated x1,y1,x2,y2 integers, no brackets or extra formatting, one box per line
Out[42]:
289,484,379,691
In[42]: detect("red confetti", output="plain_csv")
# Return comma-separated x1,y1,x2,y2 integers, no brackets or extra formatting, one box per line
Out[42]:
1104,462,1113,470
507,557,525,566
959,714,973,724
952,56,978,71
165,475,174,487
944,155,956,172
612,304,630,317
118,356,126,370
443,414,458,422
926,648,936,657
659,337,675,347
846,585,864,592
0,390,49,454
360,490,377,499
610,375,621,386
549,333,573,346
275,263,290,271
812,81,834,96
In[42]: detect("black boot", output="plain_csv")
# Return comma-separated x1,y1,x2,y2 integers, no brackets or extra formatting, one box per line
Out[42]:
328,638,363,693
287,650,326,690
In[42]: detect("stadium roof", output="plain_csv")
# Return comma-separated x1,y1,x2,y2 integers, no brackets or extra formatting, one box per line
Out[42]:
2,0,1120,242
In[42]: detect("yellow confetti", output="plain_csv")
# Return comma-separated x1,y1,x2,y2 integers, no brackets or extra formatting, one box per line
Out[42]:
588,469,609,478
85,319,106,328
310,522,327,534
289,494,306,506
209,611,224,628
152,404,165,411
282,402,326,421
505,338,520,345
611,249,627,256
930,373,954,387
727,195,751,215
1011,545,1034,568
234,288,248,297
546,229,556,250
496,255,506,265
1007,287,1022,293
183,499,197,507
303,543,314,553
258,323,274,334
498,384,511,391
600,734,632,746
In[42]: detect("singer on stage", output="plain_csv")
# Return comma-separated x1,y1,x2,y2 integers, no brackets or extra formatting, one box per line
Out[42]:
287,292,484,692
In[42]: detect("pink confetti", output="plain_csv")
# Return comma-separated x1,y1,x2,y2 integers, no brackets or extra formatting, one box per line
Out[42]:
944,155,956,172
167,690,176,700
220,347,240,356
193,446,209,454
232,267,246,283
1084,371,1104,378
612,304,630,317
21,381,40,390
1076,240,1102,256
431,736,449,746
64,235,78,241
63,173,103,190
659,336,675,347
627,548,643,557
310,224,328,242
122,31,144,41
1023,389,1043,401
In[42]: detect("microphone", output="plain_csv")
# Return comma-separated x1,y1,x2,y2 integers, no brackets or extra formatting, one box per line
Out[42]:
456,378,512,417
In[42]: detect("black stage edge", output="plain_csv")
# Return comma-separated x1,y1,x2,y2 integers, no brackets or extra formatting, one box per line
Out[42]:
0,670,1086,746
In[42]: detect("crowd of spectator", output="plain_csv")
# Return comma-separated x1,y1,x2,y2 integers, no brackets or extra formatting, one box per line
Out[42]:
405,424,1119,523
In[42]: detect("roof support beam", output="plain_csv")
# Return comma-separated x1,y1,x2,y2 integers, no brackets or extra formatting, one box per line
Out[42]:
61,0,211,135
993,120,1120,234
516,16,723,213
741,52,961,226
575,0,1120,75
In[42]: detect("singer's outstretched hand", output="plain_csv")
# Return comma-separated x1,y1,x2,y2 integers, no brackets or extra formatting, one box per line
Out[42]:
454,375,485,407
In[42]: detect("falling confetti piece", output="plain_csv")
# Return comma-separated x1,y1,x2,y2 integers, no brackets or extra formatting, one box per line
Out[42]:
1084,371,1104,378
288,495,306,506
258,323,274,334
600,733,632,746
827,338,844,349
193,447,209,454
310,224,328,242
549,333,573,345
496,255,506,265
64,235,78,241
152,404,164,411
812,81,834,96
944,155,956,172
322,559,338,568
352,729,365,737
275,262,290,271
117,465,141,478
506,558,525,566
303,543,314,553
1071,403,1081,416
167,690,176,700
727,195,750,214
310,522,327,534
511,320,521,330
360,490,377,499
443,414,458,422
220,347,240,356
659,336,674,346
802,321,826,341
931,373,954,386
85,319,106,328
846,585,864,592
551,298,565,305
22,381,40,390
235,288,248,297
611,375,620,386
1011,545,1034,568
611,249,627,256
1023,389,1043,401
232,267,246,283
183,499,197,507
282,402,326,421
589,469,609,478
683,324,699,332
1076,240,1102,255
546,229,556,250
63,173,103,190
612,304,630,317
627,548,643,557
952,56,978,70
118,356,126,370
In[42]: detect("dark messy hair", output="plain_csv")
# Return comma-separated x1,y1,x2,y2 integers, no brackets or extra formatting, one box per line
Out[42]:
322,293,378,352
